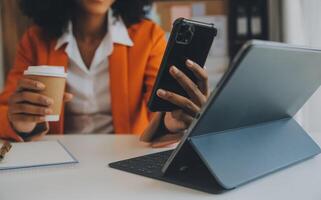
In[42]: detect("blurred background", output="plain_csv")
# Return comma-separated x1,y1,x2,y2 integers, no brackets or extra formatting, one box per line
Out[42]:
0,0,321,133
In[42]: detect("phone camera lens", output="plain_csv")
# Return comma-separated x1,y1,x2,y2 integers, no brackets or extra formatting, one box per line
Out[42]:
175,23,195,45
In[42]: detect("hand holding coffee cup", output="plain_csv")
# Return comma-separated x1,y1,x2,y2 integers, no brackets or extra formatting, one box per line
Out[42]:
8,66,72,134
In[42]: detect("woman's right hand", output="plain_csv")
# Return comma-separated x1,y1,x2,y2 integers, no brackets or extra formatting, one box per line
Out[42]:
8,78,73,134
8,78,53,133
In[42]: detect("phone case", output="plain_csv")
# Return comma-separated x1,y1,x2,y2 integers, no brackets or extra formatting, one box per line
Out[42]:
148,18,217,112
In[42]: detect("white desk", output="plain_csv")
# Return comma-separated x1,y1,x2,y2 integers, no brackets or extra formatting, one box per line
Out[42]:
1,133,321,200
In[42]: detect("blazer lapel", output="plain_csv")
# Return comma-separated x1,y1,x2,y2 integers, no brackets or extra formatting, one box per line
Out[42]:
109,44,131,133
48,43,69,71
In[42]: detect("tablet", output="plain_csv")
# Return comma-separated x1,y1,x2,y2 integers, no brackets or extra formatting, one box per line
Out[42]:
111,40,321,193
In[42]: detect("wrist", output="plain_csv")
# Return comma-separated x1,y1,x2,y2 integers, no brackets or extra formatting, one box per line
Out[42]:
14,122,48,141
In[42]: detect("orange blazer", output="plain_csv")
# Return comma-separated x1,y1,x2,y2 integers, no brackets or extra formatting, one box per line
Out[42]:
0,19,166,141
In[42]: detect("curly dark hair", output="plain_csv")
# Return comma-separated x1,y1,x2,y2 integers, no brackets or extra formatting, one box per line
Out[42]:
19,0,151,38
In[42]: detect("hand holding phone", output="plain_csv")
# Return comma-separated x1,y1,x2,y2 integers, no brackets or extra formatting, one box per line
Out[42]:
141,58,211,146
148,18,217,112
142,18,216,145
157,59,210,133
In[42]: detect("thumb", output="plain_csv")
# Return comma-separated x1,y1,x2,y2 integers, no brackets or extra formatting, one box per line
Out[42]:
63,92,73,102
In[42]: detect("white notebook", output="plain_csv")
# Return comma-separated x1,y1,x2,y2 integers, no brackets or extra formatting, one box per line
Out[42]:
0,140,78,170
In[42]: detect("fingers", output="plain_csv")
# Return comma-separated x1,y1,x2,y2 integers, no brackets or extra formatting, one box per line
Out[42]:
164,110,194,132
158,60,209,135
63,93,73,102
169,66,207,106
8,85,52,126
17,78,45,91
171,110,194,126
157,89,200,117
9,91,53,106
186,59,209,96
8,78,71,134
9,104,52,115
8,114,46,123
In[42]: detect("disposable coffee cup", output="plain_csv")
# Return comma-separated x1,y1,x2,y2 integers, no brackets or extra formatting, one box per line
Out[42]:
24,66,67,122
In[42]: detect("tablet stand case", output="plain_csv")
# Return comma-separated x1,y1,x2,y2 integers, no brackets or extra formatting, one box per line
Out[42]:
110,118,320,194
164,118,321,192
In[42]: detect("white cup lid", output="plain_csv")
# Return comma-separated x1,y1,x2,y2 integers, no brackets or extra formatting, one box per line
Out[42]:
24,66,67,78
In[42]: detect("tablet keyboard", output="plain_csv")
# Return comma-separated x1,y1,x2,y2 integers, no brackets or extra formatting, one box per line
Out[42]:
109,150,174,177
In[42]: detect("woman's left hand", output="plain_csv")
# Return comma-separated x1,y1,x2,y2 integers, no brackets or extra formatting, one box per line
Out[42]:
157,59,210,134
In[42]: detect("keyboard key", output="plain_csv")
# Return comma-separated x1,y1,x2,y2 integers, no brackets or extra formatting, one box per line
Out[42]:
110,150,173,177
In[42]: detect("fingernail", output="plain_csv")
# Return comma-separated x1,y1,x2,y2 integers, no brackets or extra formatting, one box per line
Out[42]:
186,59,194,67
36,82,45,89
44,109,52,114
45,98,53,105
157,89,166,97
170,66,179,74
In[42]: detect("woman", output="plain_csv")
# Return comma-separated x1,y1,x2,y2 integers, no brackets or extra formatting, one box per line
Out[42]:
0,0,209,147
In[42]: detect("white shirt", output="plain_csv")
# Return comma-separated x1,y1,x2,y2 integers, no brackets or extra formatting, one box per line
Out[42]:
55,12,133,134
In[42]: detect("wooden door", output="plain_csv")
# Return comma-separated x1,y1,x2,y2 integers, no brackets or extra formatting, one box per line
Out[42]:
1,0,31,76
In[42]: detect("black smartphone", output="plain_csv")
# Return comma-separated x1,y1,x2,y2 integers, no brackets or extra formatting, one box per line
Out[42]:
148,18,217,112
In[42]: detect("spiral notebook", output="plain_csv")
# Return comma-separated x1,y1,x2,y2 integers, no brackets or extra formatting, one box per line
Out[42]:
0,140,78,170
